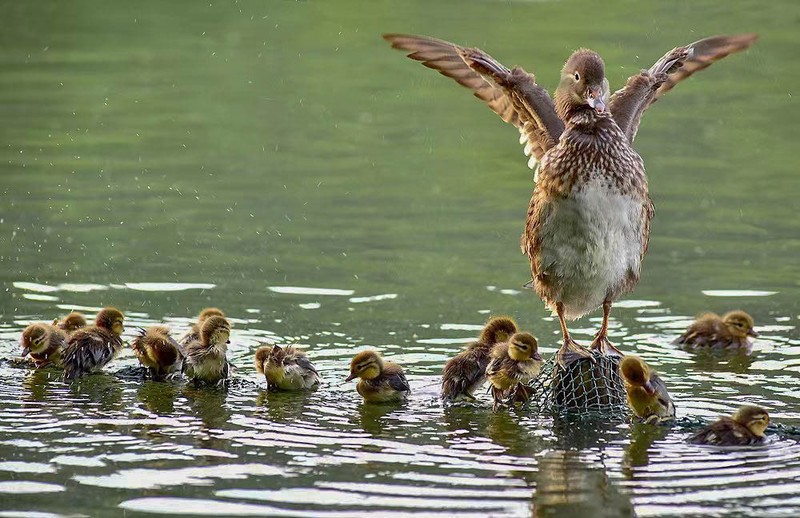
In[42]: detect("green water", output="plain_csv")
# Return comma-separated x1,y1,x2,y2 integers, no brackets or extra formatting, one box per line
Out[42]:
1,0,799,516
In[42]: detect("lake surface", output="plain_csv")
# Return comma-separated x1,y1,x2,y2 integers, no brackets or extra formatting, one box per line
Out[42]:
1,0,799,516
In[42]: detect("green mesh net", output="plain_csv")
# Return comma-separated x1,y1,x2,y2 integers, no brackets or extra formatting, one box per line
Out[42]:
525,350,629,417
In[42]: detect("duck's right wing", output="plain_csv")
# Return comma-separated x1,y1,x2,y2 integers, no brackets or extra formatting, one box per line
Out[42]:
383,33,563,169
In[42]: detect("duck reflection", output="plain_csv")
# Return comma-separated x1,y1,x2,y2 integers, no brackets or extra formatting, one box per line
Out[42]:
622,421,669,475
255,388,309,423
21,367,61,402
485,412,545,457
353,401,406,435
550,413,626,450
137,379,179,415
532,450,634,517
68,373,124,412
689,348,754,374
182,384,229,430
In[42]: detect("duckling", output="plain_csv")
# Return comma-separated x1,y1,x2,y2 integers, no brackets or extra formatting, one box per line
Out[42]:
485,332,543,411
53,311,87,335
20,323,67,368
620,355,676,423
346,350,409,403
182,315,231,385
673,310,757,350
441,316,518,403
179,307,226,346
254,344,320,391
689,405,770,446
131,325,184,381
61,307,125,380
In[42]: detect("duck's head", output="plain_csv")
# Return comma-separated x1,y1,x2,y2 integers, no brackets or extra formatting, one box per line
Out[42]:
621,356,651,390
96,307,124,335
198,307,225,323
480,316,518,345
555,49,609,118
254,345,272,374
507,332,542,362
60,312,87,332
346,350,383,381
723,311,757,339
21,324,50,357
200,315,231,348
732,405,770,437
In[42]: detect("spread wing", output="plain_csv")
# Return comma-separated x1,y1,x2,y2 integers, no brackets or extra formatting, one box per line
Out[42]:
383,33,563,168
610,33,757,142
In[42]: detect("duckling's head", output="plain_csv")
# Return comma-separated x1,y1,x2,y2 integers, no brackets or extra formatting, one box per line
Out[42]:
254,345,272,374
480,316,518,345
722,311,757,339
346,350,383,381
555,49,609,118
732,405,770,437
96,307,124,335
60,312,87,332
507,332,542,362
200,316,231,347
198,307,225,323
21,324,50,357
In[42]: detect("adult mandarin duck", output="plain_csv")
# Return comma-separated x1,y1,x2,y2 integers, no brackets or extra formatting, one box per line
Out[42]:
385,33,756,367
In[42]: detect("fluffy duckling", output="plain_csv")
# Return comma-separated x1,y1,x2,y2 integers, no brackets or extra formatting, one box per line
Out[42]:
485,332,543,411
254,344,320,391
689,405,770,446
61,307,125,380
673,310,757,350
131,326,184,381
53,312,88,335
441,316,518,404
180,307,226,346
620,356,676,423
20,323,67,368
346,350,410,403
182,315,231,384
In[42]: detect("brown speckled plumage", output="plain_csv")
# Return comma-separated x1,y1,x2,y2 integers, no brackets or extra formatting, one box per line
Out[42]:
180,307,226,347
385,32,756,368
255,344,320,391
620,356,675,423
485,332,542,410
346,350,410,403
689,405,769,446
183,315,231,385
62,307,125,380
674,311,757,351
53,312,88,335
440,316,517,403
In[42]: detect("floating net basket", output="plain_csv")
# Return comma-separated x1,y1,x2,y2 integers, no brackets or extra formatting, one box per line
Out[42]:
525,350,629,418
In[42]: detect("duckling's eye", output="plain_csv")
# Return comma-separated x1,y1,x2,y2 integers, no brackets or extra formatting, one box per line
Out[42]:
574,72,580,81
658,398,667,407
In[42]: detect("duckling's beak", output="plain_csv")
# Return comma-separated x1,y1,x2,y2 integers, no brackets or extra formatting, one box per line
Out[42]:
345,373,356,382
20,345,30,357
642,380,656,396
747,329,759,338
532,351,543,362
226,340,231,344
587,86,606,113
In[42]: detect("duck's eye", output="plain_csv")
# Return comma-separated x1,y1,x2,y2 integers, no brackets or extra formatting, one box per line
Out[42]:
658,398,667,407
574,72,580,81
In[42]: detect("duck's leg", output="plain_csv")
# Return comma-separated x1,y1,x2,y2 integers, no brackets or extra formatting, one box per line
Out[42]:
555,302,593,368
589,300,623,357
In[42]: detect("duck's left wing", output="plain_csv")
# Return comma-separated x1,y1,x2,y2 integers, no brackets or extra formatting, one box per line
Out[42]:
383,33,563,168
610,33,757,142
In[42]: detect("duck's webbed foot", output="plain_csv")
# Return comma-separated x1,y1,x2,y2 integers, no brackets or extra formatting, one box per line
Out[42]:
555,337,593,369
589,334,623,357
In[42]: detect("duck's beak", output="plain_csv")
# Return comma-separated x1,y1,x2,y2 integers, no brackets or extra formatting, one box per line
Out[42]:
21,345,30,357
747,329,759,338
642,380,656,396
344,373,356,382
532,351,543,362
587,86,606,113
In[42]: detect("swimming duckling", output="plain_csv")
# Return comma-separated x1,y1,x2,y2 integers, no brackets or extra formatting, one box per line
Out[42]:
180,307,226,346
20,323,67,368
689,405,770,446
346,350,409,403
53,312,87,335
254,344,320,391
182,315,231,385
620,355,676,423
441,316,518,404
131,326,184,381
61,307,125,380
485,332,543,411
673,310,757,350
